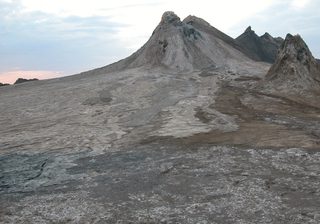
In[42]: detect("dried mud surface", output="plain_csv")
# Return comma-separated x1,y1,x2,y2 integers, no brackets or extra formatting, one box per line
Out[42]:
1,68,320,223
1,143,320,223
184,85,320,149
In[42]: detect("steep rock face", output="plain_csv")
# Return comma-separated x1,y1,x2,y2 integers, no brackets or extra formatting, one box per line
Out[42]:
265,34,320,92
85,12,261,75
122,11,212,71
183,16,253,59
236,26,283,63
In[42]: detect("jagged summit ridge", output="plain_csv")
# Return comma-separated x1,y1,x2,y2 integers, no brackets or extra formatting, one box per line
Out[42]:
244,26,253,33
236,26,283,63
261,32,273,41
265,34,320,91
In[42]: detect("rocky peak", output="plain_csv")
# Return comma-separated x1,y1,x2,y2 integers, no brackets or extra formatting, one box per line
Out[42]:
160,11,181,26
261,32,273,41
156,11,201,41
239,26,258,40
244,26,253,33
183,15,210,27
278,34,313,65
87,11,265,74
236,26,283,63
265,34,320,90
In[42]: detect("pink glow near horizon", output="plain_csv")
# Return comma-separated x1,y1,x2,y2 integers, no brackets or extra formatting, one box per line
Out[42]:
0,70,64,84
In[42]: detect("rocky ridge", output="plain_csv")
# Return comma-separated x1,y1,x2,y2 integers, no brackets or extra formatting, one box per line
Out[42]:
264,34,320,94
236,26,283,63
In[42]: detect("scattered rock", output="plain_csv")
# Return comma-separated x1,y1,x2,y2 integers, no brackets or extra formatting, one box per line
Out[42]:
159,162,174,174
198,71,216,77
234,76,261,81
83,96,112,106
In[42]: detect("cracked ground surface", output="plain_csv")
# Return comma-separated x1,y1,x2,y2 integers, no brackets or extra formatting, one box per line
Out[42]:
1,67,320,223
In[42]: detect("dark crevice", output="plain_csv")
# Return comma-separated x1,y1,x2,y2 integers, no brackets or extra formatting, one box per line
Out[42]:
26,160,48,181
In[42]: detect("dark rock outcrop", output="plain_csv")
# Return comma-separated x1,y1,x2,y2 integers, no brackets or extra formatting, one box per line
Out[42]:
14,78,39,85
236,26,283,63
0,82,10,87
265,34,320,92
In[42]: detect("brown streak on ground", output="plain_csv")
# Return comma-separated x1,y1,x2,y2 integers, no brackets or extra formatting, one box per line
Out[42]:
181,85,320,149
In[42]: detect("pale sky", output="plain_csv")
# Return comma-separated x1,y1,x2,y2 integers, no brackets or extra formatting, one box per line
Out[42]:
0,0,319,83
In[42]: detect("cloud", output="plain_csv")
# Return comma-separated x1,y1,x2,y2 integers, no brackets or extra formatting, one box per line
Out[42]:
15,0,279,50
19,0,162,17
0,0,131,79
291,0,311,8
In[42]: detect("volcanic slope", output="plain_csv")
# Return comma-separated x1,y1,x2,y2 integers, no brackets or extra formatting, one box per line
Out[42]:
201,33,320,150
1,12,320,224
84,11,268,76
